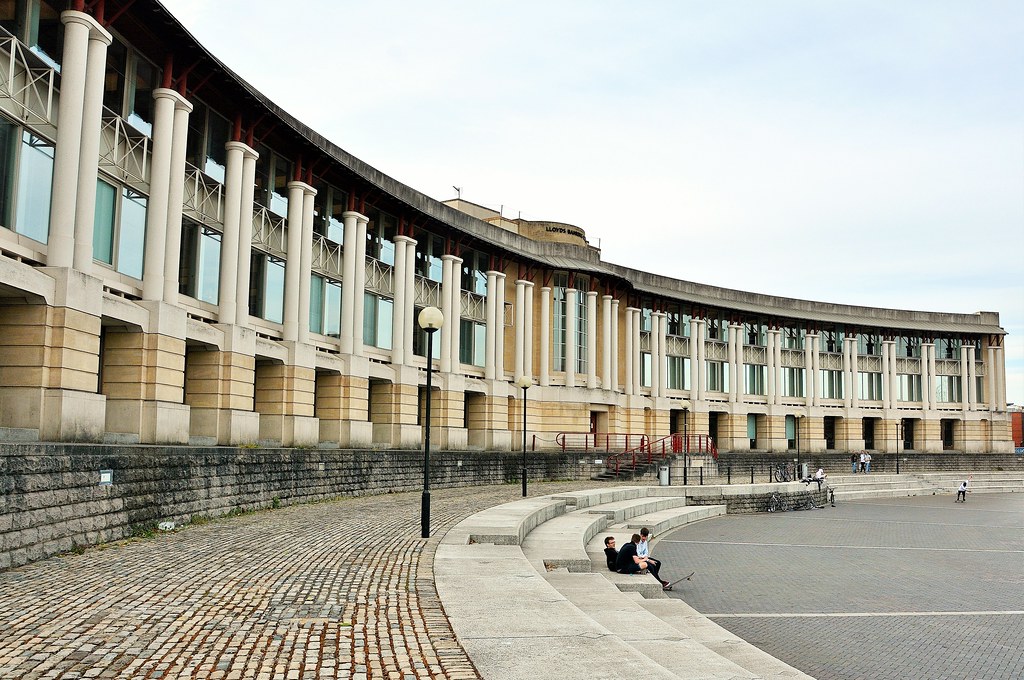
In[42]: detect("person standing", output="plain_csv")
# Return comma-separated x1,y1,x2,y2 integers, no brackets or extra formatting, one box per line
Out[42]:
865,452,872,474
956,479,969,503
851,453,858,474
860,451,867,473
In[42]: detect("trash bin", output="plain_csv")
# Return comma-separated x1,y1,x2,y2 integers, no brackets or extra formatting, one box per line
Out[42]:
800,463,809,480
659,465,670,486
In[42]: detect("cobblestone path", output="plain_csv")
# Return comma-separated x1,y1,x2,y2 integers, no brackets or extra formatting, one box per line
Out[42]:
0,481,603,680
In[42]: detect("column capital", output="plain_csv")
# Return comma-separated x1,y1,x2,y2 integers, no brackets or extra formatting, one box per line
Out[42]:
393,234,416,245
625,306,639,313
586,290,598,298
515,279,530,286
62,10,108,39
602,294,613,301
342,210,368,222
286,180,316,196
493,271,507,280
225,140,255,156
441,254,462,264
153,88,192,112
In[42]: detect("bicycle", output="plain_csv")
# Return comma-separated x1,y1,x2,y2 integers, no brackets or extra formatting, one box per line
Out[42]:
773,464,793,483
766,493,783,513
827,484,836,507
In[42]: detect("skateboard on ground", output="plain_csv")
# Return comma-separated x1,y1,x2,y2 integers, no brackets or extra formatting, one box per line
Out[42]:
663,571,695,590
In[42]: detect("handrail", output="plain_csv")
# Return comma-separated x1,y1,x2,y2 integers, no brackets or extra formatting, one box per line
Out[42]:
553,432,649,454
605,433,718,476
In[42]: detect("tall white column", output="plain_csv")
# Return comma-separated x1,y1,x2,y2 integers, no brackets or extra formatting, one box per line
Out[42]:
439,255,455,373
403,239,417,366
586,291,598,389
282,181,307,342
888,341,899,408
340,211,361,354
72,22,112,274
775,330,783,405
539,286,551,386
624,307,635,396
881,340,893,410
767,330,778,405
995,346,1006,410
696,319,706,401
657,311,668,398
564,288,577,388
391,235,413,364
922,343,934,411
524,282,535,379
601,295,612,389
850,337,860,409
650,313,661,396
689,318,700,401
448,256,463,369
162,93,195,305
234,146,259,325
297,184,316,344
987,345,997,412
805,333,815,408
514,280,526,382
217,142,246,324
842,337,853,408
610,298,620,392
632,309,643,395
351,215,369,356
729,324,741,402
484,270,498,380
47,11,95,268
810,334,821,407
494,272,506,380
140,90,178,300
966,345,977,411
960,345,970,413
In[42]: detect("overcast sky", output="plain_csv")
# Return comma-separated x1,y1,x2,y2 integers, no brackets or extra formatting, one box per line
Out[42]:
162,0,1024,406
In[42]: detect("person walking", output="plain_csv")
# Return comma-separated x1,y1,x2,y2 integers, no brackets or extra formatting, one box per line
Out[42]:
851,453,857,474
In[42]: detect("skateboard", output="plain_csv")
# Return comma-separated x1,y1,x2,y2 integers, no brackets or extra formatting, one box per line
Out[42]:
664,571,695,589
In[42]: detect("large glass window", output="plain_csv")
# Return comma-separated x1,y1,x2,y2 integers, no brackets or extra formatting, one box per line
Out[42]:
92,179,117,264
3,1,64,70
898,374,922,402
821,369,843,399
820,330,841,354
178,219,221,304
183,101,231,184
783,327,805,350
255,149,291,218
744,364,766,395
413,307,442,359
458,319,486,366
745,322,766,347
314,184,348,245
667,356,688,390
575,283,588,374
898,336,921,358
249,252,285,323
782,367,804,397
640,352,651,388
14,130,54,243
705,316,728,341
553,273,567,371
363,293,393,350
414,234,444,282
935,376,962,403
857,333,880,356
0,119,15,226
707,361,728,392
308,274,342,336
858,372,883,400
366,210,396,266
460,249,488,295
938,338,961,360
117,189,147,279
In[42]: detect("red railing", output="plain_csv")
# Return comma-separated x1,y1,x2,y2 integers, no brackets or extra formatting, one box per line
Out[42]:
553,432,650,454
605,434,718,476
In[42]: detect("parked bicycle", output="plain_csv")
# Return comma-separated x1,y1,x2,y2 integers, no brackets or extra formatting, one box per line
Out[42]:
773,463,794,483
766,493,783,513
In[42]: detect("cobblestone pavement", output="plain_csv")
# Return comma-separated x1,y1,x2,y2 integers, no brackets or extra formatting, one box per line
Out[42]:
657,493,1024,680
0,480,608,680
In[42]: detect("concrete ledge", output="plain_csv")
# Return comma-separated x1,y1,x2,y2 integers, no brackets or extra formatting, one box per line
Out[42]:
441,497,570,546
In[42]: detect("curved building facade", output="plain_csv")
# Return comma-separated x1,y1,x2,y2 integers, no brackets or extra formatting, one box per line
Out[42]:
0,1,1012,454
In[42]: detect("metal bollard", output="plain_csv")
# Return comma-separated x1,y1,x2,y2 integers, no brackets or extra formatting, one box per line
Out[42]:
727,466,731,484
699,466,704,485
751,466,755,484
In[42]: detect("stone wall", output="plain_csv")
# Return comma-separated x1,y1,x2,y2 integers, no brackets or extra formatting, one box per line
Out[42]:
0,443,584,570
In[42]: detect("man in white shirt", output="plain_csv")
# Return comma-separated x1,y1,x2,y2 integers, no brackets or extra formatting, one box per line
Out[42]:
813,467,827,491
956,480,969,503
637,527,671,590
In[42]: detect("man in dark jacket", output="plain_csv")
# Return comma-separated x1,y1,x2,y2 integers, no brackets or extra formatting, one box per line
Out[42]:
603,536,618,571
615,534,648,574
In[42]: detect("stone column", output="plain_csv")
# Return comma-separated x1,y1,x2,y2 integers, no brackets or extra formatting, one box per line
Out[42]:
922,343,934,411
804,333,815,408
564,288,577,388
633,309,643,395
842,337,853,408
960,345,970,413
524,281,535,379
72,21,112,274
987,345,997,412
810,334,821,407
141,90,179,300
298,184,316,344
390,235,409,363
448,256,463,369
494,272,506,380
696,319,706,401
439,255,455,373
403,238,417,366
540,287,551,386
689,317,700,401
586,291,598,389
217,142,246,324
234,145,259,325
162,93,195,305
966,344,977,411
850,337,860,409
47,11,96,268
340,211,361,354
283,181,307,343
650,312,661,396
610,298,620,392
601,295,612,389
351,215,369,356
766,329,776,404
624,307,635,396
729,324,742,401
484,270,498,380
995,346,1006,410
886,340,898,409
514,280,526,382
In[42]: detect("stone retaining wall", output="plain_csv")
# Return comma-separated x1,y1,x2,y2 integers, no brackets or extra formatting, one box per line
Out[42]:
0,444,583,570
685,487,829,514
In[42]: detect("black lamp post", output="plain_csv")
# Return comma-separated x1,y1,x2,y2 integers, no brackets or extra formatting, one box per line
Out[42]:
418,306,443,539
682,401,690,486
516,375,532,496
795,414,803,479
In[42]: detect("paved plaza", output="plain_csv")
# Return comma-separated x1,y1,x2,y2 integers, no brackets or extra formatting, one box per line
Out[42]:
1,483,1022,679
657,493,1024,679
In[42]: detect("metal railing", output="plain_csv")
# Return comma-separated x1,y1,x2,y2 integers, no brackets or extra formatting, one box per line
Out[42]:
553,432,650,454
605,433,718,477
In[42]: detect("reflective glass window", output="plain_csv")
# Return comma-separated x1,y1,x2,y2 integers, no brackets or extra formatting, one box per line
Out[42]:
204,111,230,184
783,367,805,397
92,179,117,264
197,227,220,304
309,274,324,335
117,188,147,278
103,39,127,114
15,131,53,243
744,364,766,395
126,55,157,135
324,279,342,336
0,118,15,227
263,256,285,324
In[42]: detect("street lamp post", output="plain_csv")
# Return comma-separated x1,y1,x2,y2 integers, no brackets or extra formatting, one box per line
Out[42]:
418,306,444,539
681,401,690,486
516,375,532,496
795,414,803,479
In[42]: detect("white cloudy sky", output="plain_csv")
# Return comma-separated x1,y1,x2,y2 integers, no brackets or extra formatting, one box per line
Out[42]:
162,0,1024,405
